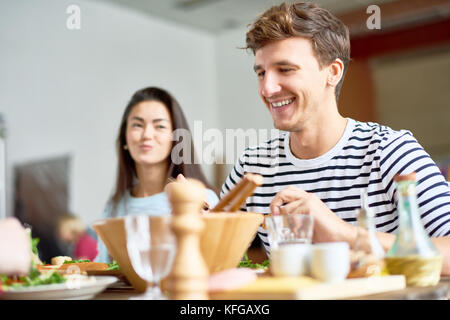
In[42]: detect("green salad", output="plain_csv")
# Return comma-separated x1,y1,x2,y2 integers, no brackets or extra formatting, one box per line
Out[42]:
238,252,270,270
0,233,67,291
106,260,120,271
63,259,91,264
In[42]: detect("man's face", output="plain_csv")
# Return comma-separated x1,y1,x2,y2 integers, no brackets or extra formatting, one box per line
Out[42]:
254,37,330,132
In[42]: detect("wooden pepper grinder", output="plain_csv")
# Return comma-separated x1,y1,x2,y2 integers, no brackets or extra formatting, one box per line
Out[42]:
164,178,209,300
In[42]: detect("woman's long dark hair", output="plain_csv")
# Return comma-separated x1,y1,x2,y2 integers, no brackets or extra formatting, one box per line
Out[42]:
111,87,214,208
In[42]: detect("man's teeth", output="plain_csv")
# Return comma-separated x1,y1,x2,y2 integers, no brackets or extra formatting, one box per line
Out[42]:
271,99,293,108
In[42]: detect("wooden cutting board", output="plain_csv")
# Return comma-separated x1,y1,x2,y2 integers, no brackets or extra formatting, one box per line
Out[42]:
210,275,406,300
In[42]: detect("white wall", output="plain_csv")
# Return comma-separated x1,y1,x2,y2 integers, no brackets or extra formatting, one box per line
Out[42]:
0,0,218,224
216,28,273,131
215,28,275,172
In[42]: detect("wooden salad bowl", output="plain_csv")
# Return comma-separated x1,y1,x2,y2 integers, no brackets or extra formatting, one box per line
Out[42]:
92,212,264,293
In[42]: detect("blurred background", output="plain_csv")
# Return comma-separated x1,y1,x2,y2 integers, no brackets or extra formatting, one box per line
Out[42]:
0,0,449,262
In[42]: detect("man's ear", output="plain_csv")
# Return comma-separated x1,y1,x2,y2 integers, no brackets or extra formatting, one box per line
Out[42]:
327,58,344,87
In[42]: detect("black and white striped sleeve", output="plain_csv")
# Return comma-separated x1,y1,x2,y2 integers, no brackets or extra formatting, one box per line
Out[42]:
379,130,450,237
220,153,248,211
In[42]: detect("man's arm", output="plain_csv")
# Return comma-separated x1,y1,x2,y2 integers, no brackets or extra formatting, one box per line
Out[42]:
378,131,450,238
270,186,450,276
375,130,450,275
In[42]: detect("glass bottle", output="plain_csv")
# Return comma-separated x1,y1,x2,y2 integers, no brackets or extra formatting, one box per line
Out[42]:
349,190,385,277
385,173,443,286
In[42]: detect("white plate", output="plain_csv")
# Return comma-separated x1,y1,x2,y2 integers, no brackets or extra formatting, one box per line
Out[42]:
0,276,118,300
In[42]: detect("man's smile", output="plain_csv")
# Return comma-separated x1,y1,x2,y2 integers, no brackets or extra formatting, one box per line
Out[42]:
268,97,296,113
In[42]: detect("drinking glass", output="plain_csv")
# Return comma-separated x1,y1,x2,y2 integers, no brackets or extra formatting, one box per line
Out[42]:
266,213,314,248
125,215,176,300
265,214,314,276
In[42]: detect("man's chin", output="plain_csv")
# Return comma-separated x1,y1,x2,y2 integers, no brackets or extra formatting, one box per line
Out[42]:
273,121,295,132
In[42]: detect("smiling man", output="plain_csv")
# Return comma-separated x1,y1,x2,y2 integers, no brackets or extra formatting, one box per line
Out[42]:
220,2,450,274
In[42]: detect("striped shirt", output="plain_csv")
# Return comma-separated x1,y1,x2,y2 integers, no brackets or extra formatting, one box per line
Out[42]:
220,118,450,254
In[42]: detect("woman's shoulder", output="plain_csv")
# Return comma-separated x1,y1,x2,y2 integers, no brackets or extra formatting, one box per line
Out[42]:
102,191,132,218
102,199,116,218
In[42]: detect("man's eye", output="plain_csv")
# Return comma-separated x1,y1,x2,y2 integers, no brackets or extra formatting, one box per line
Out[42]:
257,71,265,78
280,68,293,73
132,123,143,128
156,125,166,129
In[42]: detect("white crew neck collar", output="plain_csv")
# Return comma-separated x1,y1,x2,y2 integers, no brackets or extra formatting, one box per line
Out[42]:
284,118,355,168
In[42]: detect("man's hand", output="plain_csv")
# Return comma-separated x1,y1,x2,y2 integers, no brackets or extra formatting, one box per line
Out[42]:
269,186,357,243
0,218,32,276
176,173,187,182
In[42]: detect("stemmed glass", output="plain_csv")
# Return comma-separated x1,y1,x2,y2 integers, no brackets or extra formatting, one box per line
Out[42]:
125,215,176,300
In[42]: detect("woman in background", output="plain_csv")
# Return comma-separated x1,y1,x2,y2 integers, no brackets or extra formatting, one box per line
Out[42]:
57,214,98,261
97,87,218,262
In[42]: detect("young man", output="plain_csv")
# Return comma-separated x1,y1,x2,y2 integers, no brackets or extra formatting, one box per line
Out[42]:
221,2,450,274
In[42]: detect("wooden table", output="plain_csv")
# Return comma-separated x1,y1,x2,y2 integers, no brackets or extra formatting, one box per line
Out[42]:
94,277,450,300
347,278,449,300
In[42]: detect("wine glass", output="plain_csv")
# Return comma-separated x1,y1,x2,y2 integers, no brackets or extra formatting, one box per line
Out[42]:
125,215,176,300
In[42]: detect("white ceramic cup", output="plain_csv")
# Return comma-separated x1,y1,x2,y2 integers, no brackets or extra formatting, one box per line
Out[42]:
310,242,350,282
270,243,311,277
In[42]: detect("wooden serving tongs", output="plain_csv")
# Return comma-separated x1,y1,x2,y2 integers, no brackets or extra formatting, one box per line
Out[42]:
211,173,263,212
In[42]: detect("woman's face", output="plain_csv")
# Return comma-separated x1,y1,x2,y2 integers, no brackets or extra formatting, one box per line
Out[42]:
125,100,173,168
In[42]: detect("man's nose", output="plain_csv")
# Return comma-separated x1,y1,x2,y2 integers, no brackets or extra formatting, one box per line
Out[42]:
260,73,281,97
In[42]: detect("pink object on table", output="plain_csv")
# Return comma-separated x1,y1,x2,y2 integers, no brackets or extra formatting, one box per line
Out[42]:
208,268,258,292
73,233,98,261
